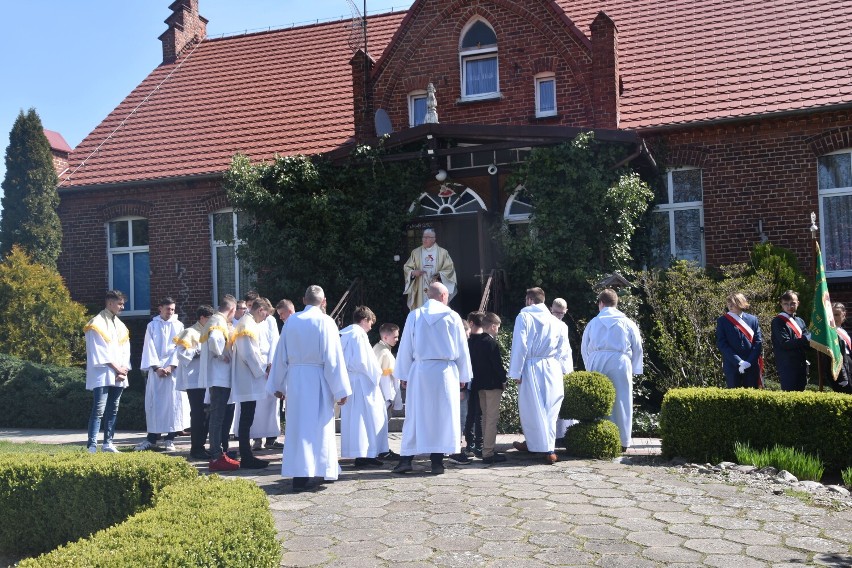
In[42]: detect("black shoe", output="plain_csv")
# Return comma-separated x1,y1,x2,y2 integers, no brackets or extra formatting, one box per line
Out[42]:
378,450,400,460
473,447,483,458
264,440,284,450
354,457,384,468
226,450,239,461
240,457,269,469
482,453,507,464
431,461,445,475
448,452,471,464
292,477,310,492
462,445,474,457
392,459,413,474
189,449,212,460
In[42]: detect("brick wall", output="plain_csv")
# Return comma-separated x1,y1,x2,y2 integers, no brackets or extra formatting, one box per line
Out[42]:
58,177,227,324
645,108,852,305
361,0,602,135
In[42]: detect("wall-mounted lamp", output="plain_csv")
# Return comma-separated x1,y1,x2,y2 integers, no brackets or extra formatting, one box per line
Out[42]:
487,164,498,176
435,169,447,182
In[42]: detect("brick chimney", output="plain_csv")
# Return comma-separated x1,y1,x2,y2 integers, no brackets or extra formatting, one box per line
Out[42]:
43,129,72,176
590,11,619,129
159,0,208,64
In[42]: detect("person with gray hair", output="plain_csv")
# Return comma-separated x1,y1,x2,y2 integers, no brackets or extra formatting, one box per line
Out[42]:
403,228,457,310
267,285,352,492
393,282,472,474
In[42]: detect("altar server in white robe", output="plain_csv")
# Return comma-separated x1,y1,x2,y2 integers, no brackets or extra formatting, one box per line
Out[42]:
508,287,569,464
85,290,131,453
581,288,644,450
340,306,388,466
174,304,214,459
135,297,184,452
229,298,272,469
201,295,239,472
233,298,282,450
392,282,472,475
267,285,351,492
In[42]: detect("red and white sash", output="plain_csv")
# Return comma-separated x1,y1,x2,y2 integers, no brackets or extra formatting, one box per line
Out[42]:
724,312,755,343
776,312,803,338
838,327,852,351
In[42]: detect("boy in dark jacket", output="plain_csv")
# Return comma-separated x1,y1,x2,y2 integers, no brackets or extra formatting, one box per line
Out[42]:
469,312,508,464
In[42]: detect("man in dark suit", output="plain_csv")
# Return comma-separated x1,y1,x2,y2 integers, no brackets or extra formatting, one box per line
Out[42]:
771,290,811,391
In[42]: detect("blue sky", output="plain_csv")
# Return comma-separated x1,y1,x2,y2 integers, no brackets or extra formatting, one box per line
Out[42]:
0,1,409,189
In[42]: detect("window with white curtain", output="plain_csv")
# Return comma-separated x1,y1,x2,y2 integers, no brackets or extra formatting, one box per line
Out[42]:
460,19,499,100
107,217,150,314
408,91,427,127
651,168,705,267
818,150,852,276
210,209,254,304
535,73,556,117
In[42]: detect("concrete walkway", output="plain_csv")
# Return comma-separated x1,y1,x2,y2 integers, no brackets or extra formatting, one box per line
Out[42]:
2,429,851,567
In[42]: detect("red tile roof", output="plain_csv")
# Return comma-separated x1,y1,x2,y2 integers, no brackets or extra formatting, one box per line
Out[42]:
43,129,72,153
61,1,852,188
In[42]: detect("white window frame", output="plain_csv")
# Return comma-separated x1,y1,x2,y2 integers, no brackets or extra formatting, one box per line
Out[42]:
654,167,705,267
504,185,534,224
459,19,499,101
209,208,252,305
408,91,427,127
106,216,150,315
409,187,487,216
534,73,557,117
817,149,852,277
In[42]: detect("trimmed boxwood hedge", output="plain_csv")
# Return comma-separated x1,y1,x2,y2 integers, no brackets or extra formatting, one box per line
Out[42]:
564,420,622,459
560,371,615,421
0,352,145,430
660,387,852,470
20,476,280,568
0,452,196,556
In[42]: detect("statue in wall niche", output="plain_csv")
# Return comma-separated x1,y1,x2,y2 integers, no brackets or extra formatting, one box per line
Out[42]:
425,83,439,124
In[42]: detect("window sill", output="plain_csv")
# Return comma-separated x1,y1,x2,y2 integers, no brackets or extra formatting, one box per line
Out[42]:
456,93,503,105
530,113,560,122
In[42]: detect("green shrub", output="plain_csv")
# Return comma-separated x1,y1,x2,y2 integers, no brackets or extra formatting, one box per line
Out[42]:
0,352,145,429
560,371,615,420
21,476,280,568
496,324,521,434
842,467,852,487
660,387,852,470
564,420,622,459
0,452,196,556
734,441,825,481
0,246,88,366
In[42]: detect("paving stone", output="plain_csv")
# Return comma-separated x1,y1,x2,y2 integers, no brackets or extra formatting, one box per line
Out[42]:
589,497,636,508
640,546,703,563
682,538,743,554
784,535,849,554
703,555,768,568
528,532,581,548
472,515,522,528
572,524,627,540
613,517,667,532
582,540,641,555
601,507,653,520
475,527,527,542
519,520,572,533
533,548,596,565
377,544,433,562
596,555,658,568
723,529,782,545
668,523,724,539
486,558,551,568
281,535,335,552
745,544,809,563
652,511,705,524
761,521,821,537
705,516,762,530
626,530,686,547
279,550,334,566
478,540,539,558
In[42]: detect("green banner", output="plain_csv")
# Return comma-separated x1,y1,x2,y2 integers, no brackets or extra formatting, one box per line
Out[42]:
809,243,842,380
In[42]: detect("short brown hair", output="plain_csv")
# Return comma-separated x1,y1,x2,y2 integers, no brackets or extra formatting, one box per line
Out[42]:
526,287,545,304
597,288,618,307
379,323,399,335
483,312,501,326
780,290,799,303
467,311,485,327
105,290,126,302
353,306,376,324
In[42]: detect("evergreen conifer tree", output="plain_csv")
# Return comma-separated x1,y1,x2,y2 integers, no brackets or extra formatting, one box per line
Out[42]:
0,108,63,268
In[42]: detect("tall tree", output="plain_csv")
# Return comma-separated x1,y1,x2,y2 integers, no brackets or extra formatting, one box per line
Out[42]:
0,109,62,268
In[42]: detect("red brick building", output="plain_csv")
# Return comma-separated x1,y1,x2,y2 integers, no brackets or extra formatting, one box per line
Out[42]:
56,0,852,337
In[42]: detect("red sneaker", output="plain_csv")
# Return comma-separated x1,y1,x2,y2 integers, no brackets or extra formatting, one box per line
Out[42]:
223,454,240,465
209,456,239,471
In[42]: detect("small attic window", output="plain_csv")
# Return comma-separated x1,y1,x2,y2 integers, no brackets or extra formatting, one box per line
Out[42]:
461,21,497,49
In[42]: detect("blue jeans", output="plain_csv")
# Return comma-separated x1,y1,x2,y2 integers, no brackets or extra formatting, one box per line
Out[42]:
87,386,123,448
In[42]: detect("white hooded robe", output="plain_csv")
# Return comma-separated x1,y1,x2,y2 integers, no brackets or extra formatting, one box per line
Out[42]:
339,324,388,458
140,314,185,433
581,306,644,448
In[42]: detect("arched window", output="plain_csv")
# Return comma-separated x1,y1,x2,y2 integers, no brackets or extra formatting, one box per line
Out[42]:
410,186,486,216
107,216,149,314
210,209,254,304
818,150,852,275
459,19,499,100
503,186,534,223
